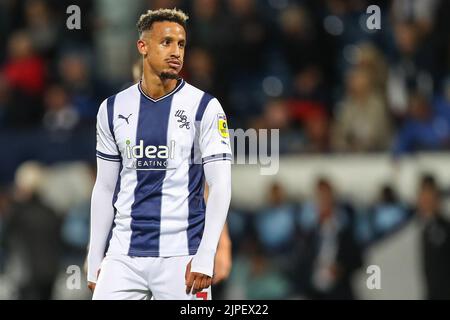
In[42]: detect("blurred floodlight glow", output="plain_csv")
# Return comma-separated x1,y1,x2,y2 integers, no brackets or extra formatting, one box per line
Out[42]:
343,44,362,65
262,76,283,97
324,15,344,36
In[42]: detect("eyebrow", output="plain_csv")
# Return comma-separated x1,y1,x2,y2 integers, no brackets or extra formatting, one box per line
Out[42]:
161,36,185,42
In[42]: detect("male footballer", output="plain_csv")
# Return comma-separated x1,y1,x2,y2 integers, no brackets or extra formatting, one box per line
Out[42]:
87,8,232,300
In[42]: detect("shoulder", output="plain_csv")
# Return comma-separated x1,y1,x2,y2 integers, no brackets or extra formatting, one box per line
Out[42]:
113,82,140,102
182,81,218,105
181,81,222,121
101,83,139,105
99,83,140,110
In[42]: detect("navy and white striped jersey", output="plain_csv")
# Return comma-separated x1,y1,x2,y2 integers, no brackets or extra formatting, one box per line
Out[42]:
96,79,232,257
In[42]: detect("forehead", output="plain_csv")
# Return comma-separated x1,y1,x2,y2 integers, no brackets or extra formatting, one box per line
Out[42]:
147,21,186,40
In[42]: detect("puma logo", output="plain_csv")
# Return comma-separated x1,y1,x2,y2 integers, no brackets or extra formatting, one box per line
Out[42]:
118,113,132,124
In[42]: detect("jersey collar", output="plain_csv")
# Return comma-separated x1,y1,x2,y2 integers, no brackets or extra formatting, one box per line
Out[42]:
138,78,185,103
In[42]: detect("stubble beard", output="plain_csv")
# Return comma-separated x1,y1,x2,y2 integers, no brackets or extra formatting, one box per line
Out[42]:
160,71,179,80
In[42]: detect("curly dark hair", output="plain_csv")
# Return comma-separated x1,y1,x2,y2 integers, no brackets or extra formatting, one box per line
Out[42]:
136,8,189,37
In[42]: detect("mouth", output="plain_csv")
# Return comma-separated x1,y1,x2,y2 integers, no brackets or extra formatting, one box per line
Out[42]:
167,60,181,69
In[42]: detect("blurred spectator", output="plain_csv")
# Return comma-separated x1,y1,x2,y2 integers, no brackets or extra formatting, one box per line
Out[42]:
57,52,100,121
302,112,332,154
189,0,229,53
387,21,433,116
1,31,45,127
278,5,330,75
321,0,375,77
0,0,14,63
24,0,59,58
61,201,90,252
224,0,272,123
415,174,450,299
226,0,269,72
3,162,61,299
226,207,254,255
332,66,392,152
393,92,450,157
288,65,332,153
431,0,450,85
42,84,79,131
61,163,95,272
366,185,411,244
254,182,296,254
93,0,143,83
185,47,216,94
354,43,388,97
390,0,439,35
252,99,303,154
432,77,450,124
2,31,45,96
226,234,291,299
290,66,330,109
282,64,332,154
188,0,230,101
294,178,363,299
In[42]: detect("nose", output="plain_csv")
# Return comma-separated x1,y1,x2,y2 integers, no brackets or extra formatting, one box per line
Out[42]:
171,44,181,58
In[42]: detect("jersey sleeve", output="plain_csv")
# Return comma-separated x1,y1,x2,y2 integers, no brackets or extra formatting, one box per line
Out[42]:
199,98,232,165
96,99,121,162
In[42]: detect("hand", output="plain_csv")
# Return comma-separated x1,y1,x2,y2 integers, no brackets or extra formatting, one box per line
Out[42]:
185,260,212,295
87,269,101,293
87,281,96,293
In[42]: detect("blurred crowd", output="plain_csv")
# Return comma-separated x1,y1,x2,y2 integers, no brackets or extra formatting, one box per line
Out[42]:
1,0,450,299
1,161,450,300
0,0,450,171
225,175,450,299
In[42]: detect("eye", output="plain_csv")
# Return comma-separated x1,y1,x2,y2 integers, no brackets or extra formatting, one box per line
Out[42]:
179,42,185,49
162,39,170,46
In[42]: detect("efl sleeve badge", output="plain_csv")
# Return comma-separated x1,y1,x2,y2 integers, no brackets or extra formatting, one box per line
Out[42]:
217,113,229,138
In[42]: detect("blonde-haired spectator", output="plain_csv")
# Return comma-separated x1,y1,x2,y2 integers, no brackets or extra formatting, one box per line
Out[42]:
332,66,392,152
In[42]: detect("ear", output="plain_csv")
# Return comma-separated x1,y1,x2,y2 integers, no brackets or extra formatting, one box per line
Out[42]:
137,39,148,56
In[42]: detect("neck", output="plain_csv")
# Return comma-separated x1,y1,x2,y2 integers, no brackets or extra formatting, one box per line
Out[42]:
141,69,179,99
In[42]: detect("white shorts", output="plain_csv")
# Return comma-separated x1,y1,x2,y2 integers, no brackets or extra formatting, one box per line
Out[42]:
92,254,212,300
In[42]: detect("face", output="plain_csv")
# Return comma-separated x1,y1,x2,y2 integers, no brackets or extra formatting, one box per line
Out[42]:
347,68,370,98
410,95,429,120
395,23,418,55
418,186,439,218
317,183,334,220
268,183,285,205
137,21,186,79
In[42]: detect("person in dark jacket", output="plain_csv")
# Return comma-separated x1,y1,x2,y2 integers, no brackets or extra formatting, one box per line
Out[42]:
294,178,363,299
4,162,61,300
416,174,450,299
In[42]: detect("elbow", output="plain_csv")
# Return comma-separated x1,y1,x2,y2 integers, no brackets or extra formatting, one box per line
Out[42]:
209,178,232,203
92,179,116,197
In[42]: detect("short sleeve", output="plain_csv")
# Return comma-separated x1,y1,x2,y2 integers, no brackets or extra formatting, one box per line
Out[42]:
199,98,232,165
96,99,121,162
